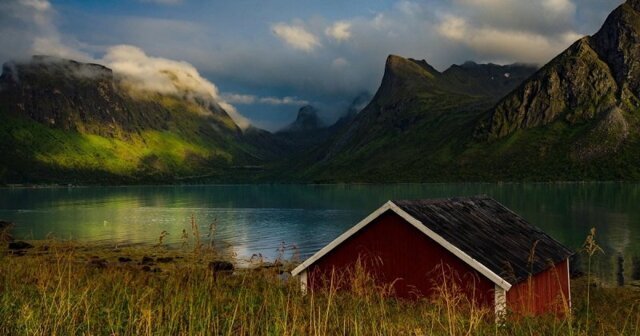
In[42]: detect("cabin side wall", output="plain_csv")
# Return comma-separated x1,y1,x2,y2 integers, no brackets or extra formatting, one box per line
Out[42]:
506,259,570,316
307,211,495,306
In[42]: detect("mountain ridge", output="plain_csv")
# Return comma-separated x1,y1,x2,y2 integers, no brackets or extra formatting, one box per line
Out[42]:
0,56,269,183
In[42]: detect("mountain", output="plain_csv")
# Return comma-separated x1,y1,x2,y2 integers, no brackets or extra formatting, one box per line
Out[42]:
466,0,640,179
331,92,372,130
4,0,640,184
279,105,325,133
273,102,362,155
0,56,268,184
277,55,537,182
280,0,640,182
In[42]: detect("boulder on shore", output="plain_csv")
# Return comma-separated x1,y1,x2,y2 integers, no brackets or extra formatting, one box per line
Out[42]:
209,261,234,273
8,241,33,250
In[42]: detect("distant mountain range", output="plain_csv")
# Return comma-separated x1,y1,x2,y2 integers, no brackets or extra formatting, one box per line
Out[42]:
1,0,640,184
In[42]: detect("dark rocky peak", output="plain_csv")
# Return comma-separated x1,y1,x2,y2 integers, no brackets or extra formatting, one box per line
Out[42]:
280,105,325,133
440,61,537,98
1,55,113,87
592,0,640,94
478,0,640,141
460,61,480,68
385,55,439,79
407,58,441,76
443,61,536,77
373,55,442,104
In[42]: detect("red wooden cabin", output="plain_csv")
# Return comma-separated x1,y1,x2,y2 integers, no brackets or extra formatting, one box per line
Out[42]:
292,196,573,317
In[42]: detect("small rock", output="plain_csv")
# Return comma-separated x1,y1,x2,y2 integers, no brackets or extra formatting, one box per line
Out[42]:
89,259,108,269
118,257,132,263
141,265,152,272
209,261,234,273
156,257,174,263
8,241,33,250
10,250,26,257
141,256,154,265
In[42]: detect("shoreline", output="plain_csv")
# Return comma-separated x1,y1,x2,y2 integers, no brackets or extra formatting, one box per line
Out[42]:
1,180,636,190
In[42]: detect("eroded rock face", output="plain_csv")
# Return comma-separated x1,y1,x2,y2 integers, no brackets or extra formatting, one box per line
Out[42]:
481,0,640,141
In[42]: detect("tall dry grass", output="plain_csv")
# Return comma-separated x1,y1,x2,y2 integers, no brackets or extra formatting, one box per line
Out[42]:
0,233,637,335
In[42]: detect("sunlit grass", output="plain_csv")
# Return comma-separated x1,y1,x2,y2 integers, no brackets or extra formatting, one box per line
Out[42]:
0,238,638,335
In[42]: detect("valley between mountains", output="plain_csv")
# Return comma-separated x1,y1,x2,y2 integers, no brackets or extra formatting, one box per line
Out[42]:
2,0,640,184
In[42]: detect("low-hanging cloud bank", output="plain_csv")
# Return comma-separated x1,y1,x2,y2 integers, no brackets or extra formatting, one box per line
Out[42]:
1,0,251,129
101,45,250,129
221,93,309,106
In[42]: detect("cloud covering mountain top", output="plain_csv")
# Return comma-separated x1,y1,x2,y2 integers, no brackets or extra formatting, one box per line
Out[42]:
0,0,624,130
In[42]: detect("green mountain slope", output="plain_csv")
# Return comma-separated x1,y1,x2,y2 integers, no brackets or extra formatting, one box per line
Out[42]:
278,0,640,182
274,55,537,182
463,0,640,180
0,56,268,184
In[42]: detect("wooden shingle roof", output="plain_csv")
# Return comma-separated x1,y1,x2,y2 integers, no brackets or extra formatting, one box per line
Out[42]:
393,196,573,283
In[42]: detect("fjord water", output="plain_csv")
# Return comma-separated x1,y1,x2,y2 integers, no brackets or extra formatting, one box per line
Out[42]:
1,183,639,284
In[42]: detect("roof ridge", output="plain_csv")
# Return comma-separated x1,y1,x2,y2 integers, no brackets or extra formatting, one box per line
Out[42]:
393,194,492,203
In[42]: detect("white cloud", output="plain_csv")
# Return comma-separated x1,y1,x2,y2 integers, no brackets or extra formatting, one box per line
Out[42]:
542,0,576,16
452,0,578,35
325,21,352,42
272,22,321,52
259,96,309,106
0,0,92,62
437,15,467,40
0,0,622,130
221,93,309,106
100,45,250,128
437,15,583,63
32,36,91,61
19,0,51,11
332,57,349,68
221,93,257,104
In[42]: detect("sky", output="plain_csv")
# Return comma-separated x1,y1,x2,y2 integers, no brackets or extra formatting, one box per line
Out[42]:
0,0,625,131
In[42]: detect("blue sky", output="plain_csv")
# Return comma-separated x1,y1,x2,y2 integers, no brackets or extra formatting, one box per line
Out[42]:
0,0,624,130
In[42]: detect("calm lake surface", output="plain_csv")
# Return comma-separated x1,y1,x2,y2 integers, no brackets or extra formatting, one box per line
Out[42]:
1,183,639,284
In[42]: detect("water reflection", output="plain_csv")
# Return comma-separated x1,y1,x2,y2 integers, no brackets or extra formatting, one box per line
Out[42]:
0,183,638,283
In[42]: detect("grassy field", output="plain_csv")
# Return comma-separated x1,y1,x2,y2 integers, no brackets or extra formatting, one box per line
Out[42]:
0,239,638,335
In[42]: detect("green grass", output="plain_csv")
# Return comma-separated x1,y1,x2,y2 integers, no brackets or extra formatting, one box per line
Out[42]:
0,111,238,184
0,239,638,335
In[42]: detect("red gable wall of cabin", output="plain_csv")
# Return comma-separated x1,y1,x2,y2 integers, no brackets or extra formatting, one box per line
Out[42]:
307,211,495,307
506,259,570,316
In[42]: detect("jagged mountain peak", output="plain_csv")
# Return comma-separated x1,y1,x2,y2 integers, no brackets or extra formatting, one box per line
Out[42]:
279,105,325,133
481,0,640,141
385,55,439,79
